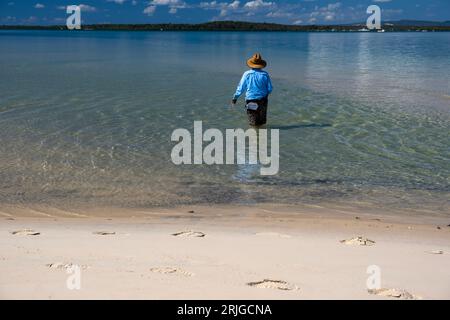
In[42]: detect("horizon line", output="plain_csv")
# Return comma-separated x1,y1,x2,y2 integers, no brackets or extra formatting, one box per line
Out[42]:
1,19,450,28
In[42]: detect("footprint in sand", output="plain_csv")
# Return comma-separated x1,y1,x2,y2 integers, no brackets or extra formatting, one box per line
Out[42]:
149,267,193,277
10,229,40,236
46,262,89,270
93,231,116,236
172,231,205,238
340,236,375,246
426,250,444,255
247,279,298,291
368,288,419,300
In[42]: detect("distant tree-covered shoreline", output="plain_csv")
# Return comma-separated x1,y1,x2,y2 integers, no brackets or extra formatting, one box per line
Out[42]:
1,21,450,32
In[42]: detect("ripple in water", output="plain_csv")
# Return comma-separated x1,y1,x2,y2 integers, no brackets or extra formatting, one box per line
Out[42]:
0,31,449,215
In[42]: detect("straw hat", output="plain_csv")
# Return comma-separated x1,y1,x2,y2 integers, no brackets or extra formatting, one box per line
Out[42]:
247,53,267,69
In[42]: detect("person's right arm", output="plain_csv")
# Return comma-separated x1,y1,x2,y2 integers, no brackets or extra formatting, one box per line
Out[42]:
232,73,248,104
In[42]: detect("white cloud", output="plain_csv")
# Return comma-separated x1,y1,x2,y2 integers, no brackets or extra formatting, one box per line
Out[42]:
56,4,96,12
308,2,342,22
151,0,185,6
146,0,187,15
229,1,240,10
199,1,221,9
196,0,372,25
200,1,242,17
151,0,180,4
143,5,156,15
201,0,279,19
266,11,292,18
107,0,127,4
244,0,274,10
34,3,45,9
222,1,240,16
79,4,97,12
136,0,375,25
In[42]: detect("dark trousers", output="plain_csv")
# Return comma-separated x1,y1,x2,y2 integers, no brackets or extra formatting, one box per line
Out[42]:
246,97,268,127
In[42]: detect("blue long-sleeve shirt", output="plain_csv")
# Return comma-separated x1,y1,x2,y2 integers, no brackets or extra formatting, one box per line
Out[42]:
233,69,273,101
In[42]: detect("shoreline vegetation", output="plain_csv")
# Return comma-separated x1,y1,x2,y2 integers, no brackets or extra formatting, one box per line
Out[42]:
1,20,450,32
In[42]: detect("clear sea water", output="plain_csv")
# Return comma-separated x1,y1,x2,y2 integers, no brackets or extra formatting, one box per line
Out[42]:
0,30,449,215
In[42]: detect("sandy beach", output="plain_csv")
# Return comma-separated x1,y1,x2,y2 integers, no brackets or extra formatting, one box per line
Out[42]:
1,204,449,300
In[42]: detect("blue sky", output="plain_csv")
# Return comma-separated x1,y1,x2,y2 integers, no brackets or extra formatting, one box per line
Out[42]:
1,0,450,25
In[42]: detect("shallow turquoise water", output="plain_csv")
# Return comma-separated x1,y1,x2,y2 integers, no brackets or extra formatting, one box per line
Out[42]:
0,30,449,213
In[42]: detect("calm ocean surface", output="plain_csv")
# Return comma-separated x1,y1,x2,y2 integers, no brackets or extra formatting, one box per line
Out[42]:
0,30,449,214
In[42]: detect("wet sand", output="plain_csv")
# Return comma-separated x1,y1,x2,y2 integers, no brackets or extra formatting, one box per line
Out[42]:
0,204,449,299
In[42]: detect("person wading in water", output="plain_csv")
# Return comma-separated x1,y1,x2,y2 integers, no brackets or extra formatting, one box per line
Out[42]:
231,53,273,127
